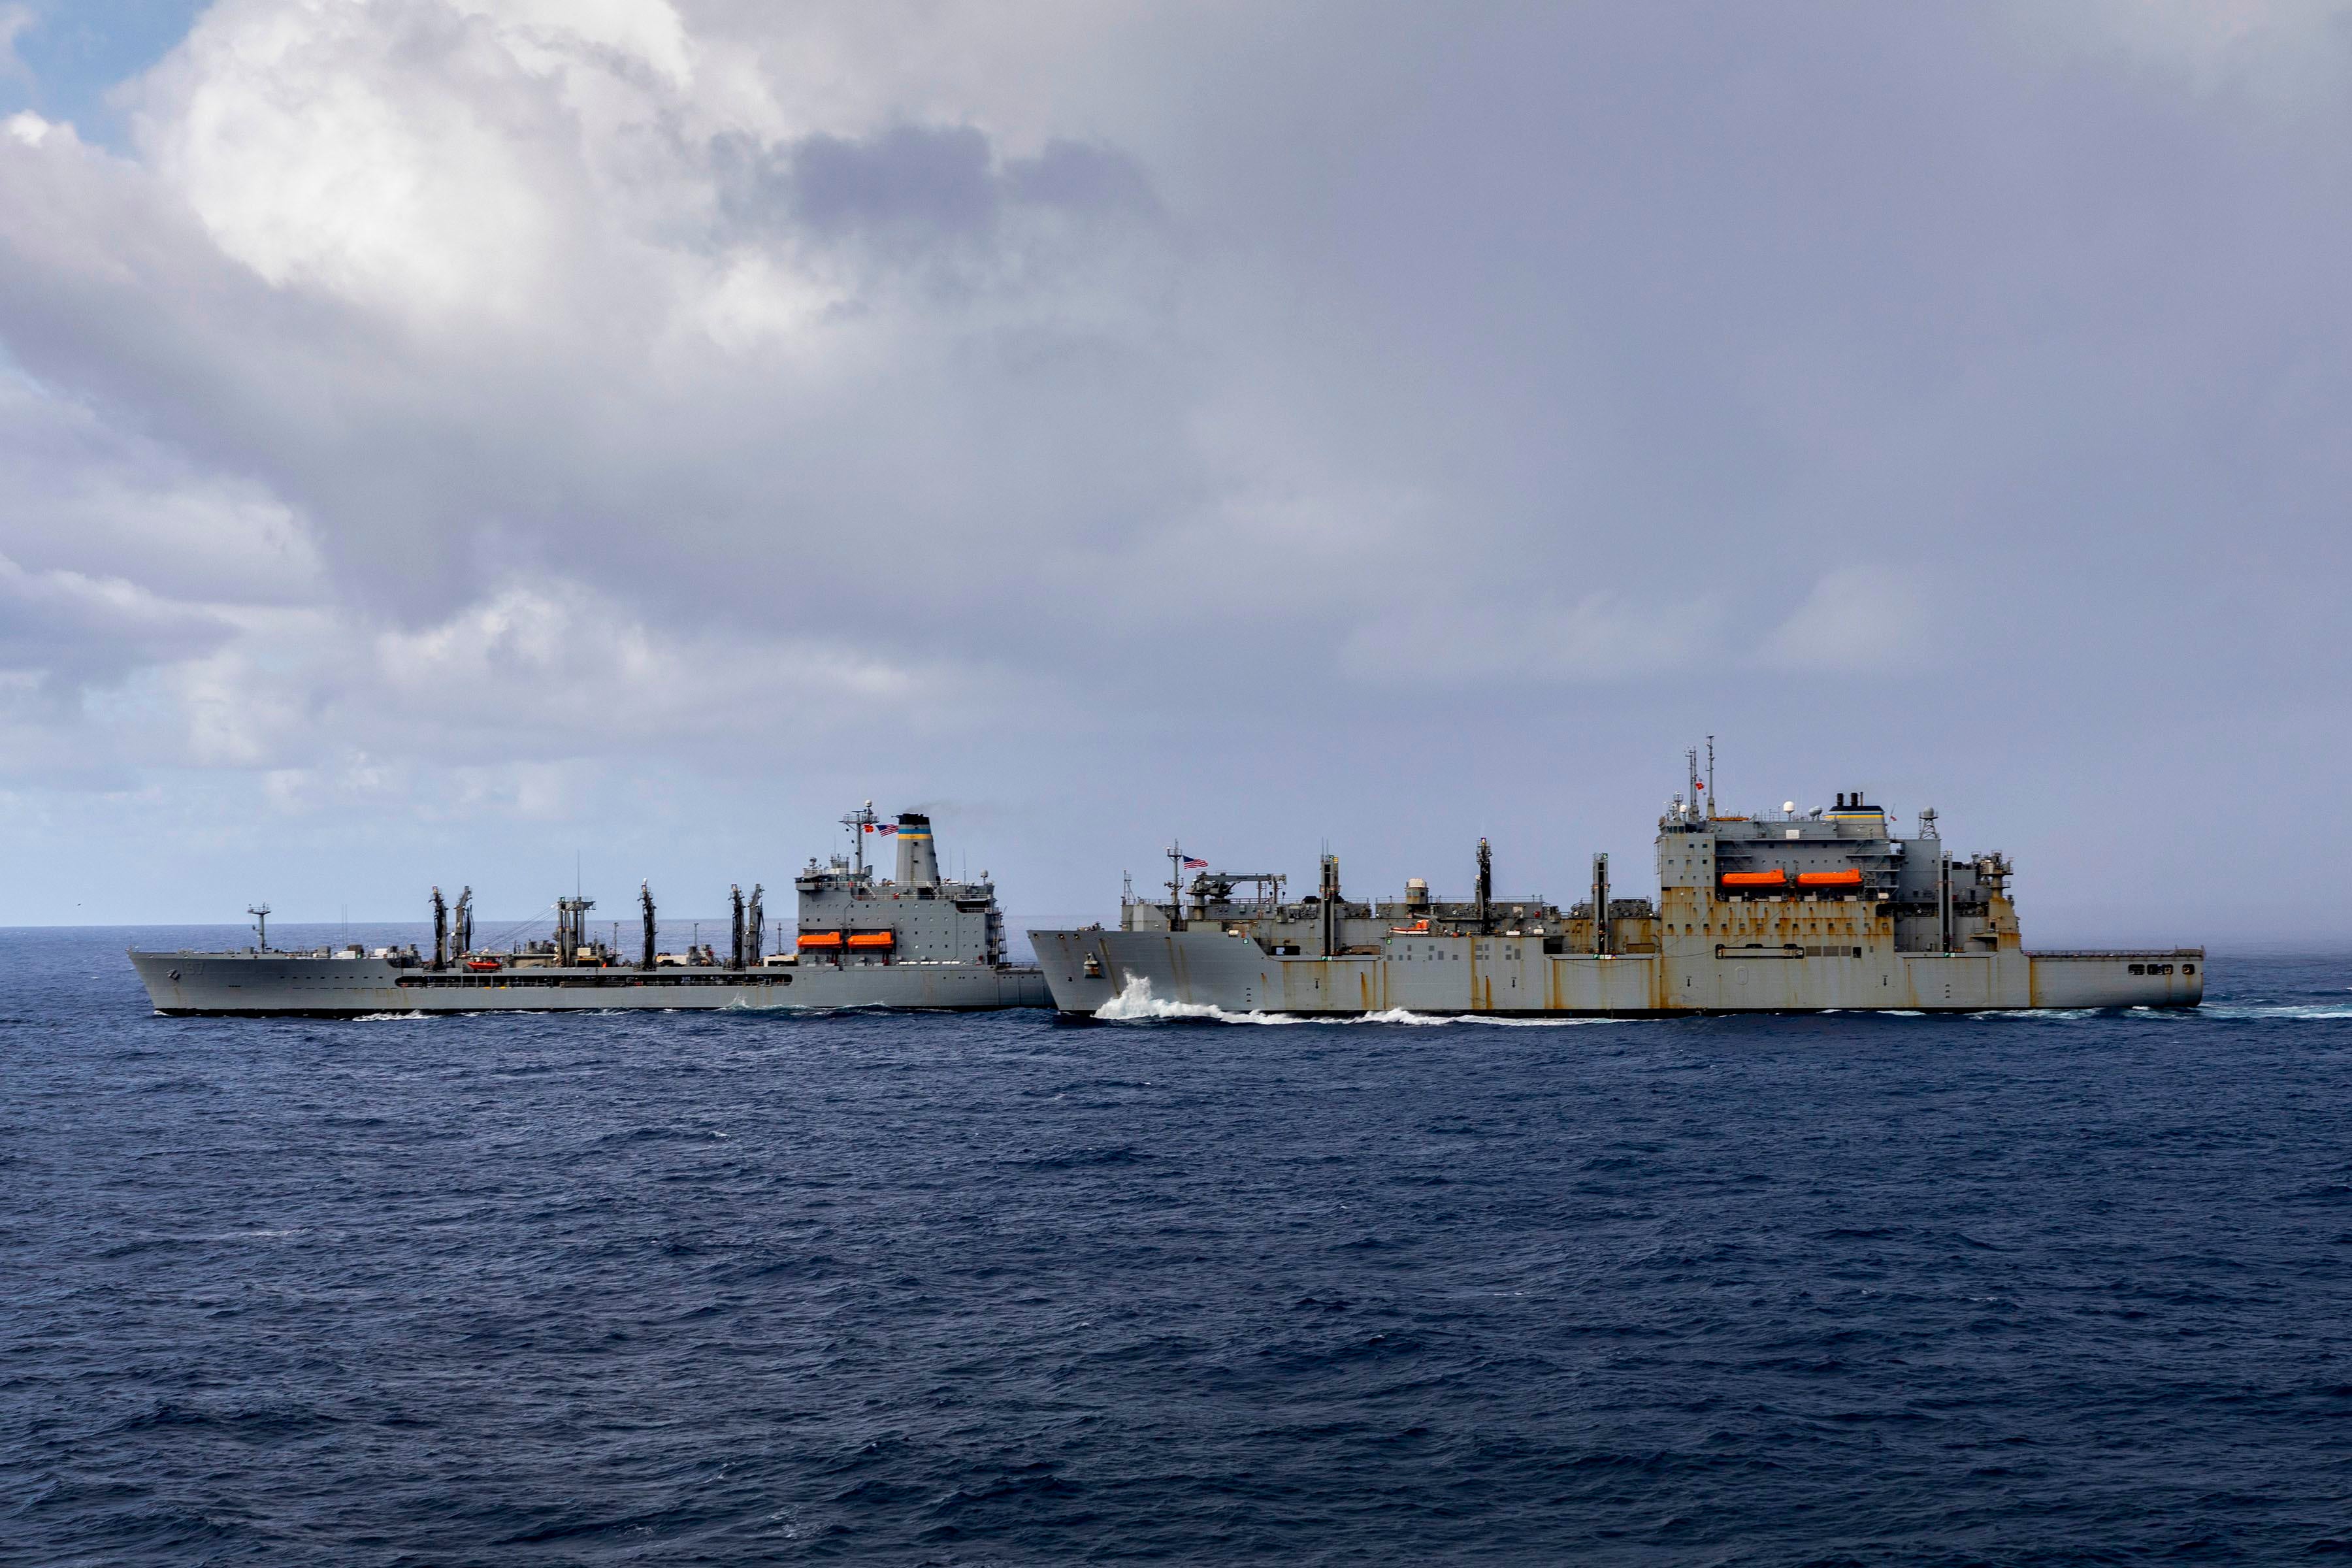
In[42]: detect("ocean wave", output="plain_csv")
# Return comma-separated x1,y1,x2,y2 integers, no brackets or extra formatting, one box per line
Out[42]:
13,928,2351,1564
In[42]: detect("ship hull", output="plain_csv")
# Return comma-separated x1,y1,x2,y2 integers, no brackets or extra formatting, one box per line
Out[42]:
128,950,1051,1016
1026,929,2204,1015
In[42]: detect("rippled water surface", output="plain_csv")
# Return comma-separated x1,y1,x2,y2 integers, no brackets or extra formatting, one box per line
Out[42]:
6,928,2351,1563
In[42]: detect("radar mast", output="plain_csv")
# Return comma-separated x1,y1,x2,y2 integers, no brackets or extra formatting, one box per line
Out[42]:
841,801,879,879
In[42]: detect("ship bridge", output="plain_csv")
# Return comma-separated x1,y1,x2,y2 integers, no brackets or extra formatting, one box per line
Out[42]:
1659,783,2017,956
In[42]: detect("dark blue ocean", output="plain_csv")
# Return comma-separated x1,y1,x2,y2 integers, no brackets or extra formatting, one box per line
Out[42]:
5,927,2349,1564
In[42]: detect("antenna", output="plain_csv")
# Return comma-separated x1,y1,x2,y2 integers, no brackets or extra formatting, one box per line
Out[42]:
247,902,271,952
841,800,877,879
1707,735,1716,817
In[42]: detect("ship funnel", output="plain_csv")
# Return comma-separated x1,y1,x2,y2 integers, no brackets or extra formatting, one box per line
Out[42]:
895,811,939,885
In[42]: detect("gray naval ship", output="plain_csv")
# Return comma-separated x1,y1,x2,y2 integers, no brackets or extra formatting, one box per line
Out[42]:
129,806,1049,1015
1030,752,2204,1017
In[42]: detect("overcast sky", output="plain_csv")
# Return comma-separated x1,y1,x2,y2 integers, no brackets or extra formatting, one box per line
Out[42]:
3,1,2347,946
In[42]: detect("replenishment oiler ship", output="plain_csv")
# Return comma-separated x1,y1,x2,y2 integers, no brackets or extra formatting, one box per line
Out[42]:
129,806,1049,1015
1028,751,2204,1016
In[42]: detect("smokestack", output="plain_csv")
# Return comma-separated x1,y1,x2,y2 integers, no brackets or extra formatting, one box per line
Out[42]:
896,812,939,885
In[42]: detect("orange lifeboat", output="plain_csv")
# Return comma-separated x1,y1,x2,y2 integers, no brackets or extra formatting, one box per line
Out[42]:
1797,868,1863,887
796,931,843,949
845,932,895,949
464,956,502,972
1720,869,1788,888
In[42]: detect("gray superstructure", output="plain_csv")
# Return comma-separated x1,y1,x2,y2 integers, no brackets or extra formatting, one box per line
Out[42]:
129,804,1049,1015
1028,753,2204,1016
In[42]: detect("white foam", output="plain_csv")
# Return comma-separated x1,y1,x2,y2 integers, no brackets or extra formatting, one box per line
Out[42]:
1092,977,1301,1024
1964,1008,2099,1021
190,1229,306,1241
2199,1004,2352,1021
1364,1009,1624,1028
1094,981,1633,1028
350,1011,432,1022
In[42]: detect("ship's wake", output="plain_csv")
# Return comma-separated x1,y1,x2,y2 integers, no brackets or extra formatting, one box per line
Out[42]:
2194,1004,2352,1021
1092,979,1635,1027
1354,1007,1624,1028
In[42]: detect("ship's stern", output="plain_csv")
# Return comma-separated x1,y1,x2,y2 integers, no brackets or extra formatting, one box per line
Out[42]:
2027,950,2205,1008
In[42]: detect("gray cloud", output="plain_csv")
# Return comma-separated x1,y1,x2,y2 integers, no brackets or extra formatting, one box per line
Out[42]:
0,0,2345,940
776,124,1156,233
0,553,230,693
792,125,996,236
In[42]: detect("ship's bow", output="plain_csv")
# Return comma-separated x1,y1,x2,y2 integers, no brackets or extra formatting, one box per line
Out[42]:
1027,930,1122,1013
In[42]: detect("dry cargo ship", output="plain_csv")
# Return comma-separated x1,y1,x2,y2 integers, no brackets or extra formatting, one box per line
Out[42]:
1028,753,2202,1016
129,806,1049,1015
